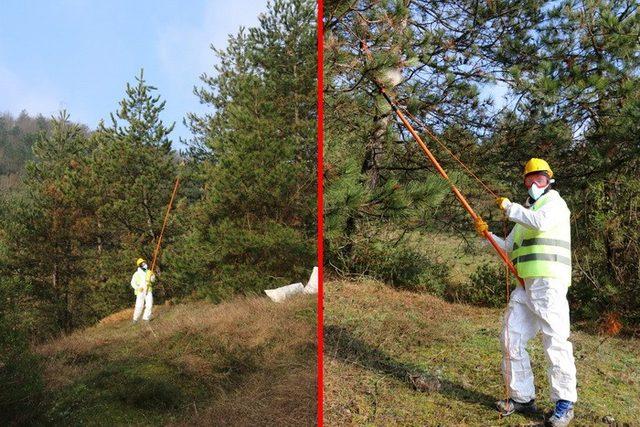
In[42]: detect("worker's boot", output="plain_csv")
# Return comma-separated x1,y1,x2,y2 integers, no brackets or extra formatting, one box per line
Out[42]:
496,398,538,416
546,400,574,426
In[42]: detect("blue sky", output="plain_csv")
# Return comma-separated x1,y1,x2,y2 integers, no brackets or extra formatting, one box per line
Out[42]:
0,0,269,146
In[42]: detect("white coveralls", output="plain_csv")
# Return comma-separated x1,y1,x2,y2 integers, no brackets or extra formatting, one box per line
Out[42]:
491,189,577,403
131,268,155,321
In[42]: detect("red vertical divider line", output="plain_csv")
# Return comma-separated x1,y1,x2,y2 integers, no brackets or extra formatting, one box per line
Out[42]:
316,0,324,425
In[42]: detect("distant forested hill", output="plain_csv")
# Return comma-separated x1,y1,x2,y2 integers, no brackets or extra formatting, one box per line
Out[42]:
0,111,52,190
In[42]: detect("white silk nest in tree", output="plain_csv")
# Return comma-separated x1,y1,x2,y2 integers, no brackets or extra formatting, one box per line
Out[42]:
381,68,402,88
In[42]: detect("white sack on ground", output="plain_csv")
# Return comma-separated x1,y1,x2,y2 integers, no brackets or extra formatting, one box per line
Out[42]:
303,266,318,294
264,282,304,302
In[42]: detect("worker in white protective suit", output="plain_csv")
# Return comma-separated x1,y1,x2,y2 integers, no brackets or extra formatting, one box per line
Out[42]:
474,158,576,427
131,258,156,323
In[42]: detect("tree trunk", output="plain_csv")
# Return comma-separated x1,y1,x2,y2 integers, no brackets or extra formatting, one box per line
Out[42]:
362,7,407,189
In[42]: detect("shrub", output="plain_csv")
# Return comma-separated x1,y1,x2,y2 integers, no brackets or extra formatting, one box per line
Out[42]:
336,238,450,295
569,177,640,326
452,262,508,307
0,316,44,424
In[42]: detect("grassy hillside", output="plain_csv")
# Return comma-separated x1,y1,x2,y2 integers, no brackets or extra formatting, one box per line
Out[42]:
33,294,316,426
324,278,640,426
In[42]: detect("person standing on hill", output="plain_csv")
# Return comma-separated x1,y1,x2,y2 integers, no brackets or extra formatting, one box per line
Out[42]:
476,158,577,426
131,258,156,323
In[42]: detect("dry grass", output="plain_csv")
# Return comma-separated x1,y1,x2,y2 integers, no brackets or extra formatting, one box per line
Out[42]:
98,307,135,325
36,294,317,426
324,277,640,426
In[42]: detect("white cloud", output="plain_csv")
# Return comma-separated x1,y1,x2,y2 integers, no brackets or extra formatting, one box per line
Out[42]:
154,0,269,145
0,64,62,117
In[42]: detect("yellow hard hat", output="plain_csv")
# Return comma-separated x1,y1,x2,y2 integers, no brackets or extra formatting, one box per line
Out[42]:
136,258,146,267
524,158,553,178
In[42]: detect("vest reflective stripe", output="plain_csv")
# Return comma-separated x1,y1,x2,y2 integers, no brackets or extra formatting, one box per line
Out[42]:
512,253,572,266
516,237,571,250
510,192,572,283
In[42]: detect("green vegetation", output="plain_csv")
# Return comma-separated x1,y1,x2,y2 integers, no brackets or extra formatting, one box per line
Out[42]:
324,6,640,423
168,0,317,301
325,278,640,426
324,0,640,327
0,0,316,423
0,0,315,338
454,262,507,308
0,293,43,424
0,111,53,191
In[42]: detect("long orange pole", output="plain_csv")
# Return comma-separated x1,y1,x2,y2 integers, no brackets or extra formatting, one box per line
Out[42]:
350,30,522,285
378,89,524,286
150,174,181,273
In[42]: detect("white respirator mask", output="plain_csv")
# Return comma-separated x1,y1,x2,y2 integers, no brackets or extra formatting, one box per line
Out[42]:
528,178,555,201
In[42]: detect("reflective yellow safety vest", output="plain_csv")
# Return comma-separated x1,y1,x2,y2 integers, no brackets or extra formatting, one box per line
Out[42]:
131,269,155,294
510,192,572,283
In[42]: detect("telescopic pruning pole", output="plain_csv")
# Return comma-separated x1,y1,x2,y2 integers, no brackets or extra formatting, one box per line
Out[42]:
350,31,522,284
150,174,181,274
377,88,524,286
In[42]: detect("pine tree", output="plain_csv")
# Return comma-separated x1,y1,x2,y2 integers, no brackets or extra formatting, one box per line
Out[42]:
88,69,178,311
170,0,317,300
491,0,640,323
323,0,541,284
0,111,93,334
0,73,182,335
486,0,640,180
